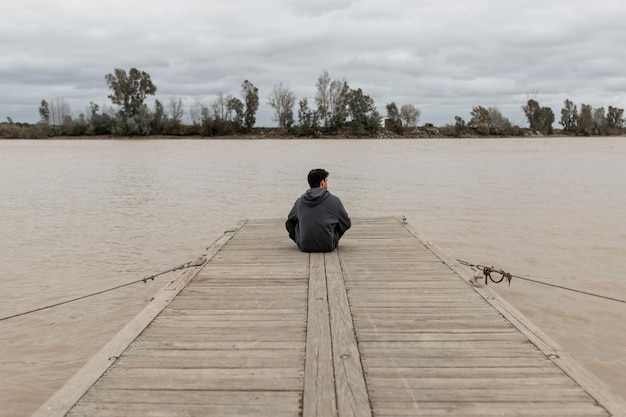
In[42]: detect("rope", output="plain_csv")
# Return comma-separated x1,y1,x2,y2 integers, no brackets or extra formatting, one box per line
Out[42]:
0,260,198,322
457,259,626,304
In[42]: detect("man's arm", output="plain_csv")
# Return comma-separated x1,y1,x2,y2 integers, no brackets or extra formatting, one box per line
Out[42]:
287,202,298,223
285,202,298,241
335,199,351,237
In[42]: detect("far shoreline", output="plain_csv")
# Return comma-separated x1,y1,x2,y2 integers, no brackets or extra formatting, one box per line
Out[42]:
5,133,623,141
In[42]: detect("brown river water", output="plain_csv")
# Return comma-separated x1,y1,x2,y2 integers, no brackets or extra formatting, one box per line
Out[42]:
1,138,625,416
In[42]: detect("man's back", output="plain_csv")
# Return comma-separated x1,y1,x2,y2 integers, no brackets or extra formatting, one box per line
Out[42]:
287,187,350,252
286,168,351,252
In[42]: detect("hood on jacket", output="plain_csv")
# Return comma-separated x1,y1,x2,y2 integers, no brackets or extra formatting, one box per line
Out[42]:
302,187,330,207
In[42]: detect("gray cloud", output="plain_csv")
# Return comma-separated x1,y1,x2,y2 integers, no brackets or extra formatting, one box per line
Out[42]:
282,0,355,17
2,0,626,126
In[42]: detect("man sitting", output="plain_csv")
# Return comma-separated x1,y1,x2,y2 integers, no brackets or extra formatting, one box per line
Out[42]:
286,168,351,252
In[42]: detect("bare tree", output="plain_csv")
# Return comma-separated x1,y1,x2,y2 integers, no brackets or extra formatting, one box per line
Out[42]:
268,83,296,130
211,92,240,134
328,79,349,130
400,104,421,128
212,92,231,122
49,98,71,126
167,97,185,125
315,70,350,132
315,70,331,128
592,107,607,136
189,99,206,127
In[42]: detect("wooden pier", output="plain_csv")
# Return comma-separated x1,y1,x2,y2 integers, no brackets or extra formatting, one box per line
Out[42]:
34,217,626,416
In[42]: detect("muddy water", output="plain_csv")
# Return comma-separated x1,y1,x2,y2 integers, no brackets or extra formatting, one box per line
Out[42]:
1,138,625,416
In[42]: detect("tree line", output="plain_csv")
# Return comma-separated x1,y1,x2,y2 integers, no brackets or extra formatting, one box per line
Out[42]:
1,67,625,139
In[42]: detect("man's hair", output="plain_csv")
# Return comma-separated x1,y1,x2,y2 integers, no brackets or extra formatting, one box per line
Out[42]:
308,168,329,188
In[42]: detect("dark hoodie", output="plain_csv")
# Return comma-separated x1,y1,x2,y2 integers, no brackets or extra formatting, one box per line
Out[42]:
286,187,351,252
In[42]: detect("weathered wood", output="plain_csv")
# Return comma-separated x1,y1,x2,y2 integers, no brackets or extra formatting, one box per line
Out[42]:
303,253,337,417
326,250,372,417
357,331,525,342
35,217,626,417
77,389,300,405
130,340,303,351
371,402,609,417
118,349,303,369
96,368,302,391
365,387,595,402
68,402,301,417
365,366,565,378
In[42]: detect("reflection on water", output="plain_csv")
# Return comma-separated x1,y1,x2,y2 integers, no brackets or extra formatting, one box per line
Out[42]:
1,138,625,416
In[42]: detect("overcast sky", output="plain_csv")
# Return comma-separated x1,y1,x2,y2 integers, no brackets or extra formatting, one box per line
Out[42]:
2,0,626,127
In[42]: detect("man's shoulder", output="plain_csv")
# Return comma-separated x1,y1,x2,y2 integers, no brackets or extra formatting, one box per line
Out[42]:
326,193,347,209
327,192,343,201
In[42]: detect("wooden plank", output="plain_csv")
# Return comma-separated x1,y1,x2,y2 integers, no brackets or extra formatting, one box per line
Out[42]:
154,307,304,318
362,349,545,360
359,339,534,349
372,401,609,417
137,331,306,343
353,313,508,321
118,349,303,369
353,319,513,330
365,366,565,378
96,368,302,391
70,389,303,417
130,340,303,351
162,301,306,310
326,250,372,417
303,253,337,417
366,375,579,389
68,402,300,417
357,331,525,342
359,347,545,358
349,303,498,309
78,389,300,405
160,308,305,317
363,356,554,368
150,318,305,328
366,386,595,402
32,222,247,417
